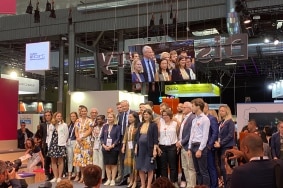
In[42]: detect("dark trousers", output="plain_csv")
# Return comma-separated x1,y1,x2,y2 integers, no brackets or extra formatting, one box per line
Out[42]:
43,144,52,177
159,144,178,182
191,143,210,186
207,149,218,188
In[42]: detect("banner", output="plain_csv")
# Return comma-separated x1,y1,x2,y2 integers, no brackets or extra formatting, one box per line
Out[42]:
165,84,220,97
0,0,16,14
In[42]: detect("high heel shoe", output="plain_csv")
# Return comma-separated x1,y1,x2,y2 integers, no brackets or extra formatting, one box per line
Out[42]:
74,175,80,181
131,181,137,188
127,182,133,188
79,177,84,183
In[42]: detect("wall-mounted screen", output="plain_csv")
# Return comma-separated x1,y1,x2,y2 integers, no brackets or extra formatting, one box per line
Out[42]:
128,40,195,83
25,41,50,71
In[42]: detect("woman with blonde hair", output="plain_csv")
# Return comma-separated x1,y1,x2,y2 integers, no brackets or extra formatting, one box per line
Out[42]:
73,106,93,183
131,59,145,83
100,112,121,186
214,105,235,187
47,112,69,183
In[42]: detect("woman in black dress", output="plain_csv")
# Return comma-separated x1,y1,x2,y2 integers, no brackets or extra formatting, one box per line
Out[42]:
135,109,158,188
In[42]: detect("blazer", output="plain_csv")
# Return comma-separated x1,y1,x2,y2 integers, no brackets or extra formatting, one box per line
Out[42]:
171,68,195,81
135,122,158,157
228,159,283,188
218,119,235,149
100,124,121,152
141,58,156,82
181,113,195,151
132,72,145,83
17,128,33,149
118,110,135,136
207,114,219,149
47,122,69,147
270,132,281,159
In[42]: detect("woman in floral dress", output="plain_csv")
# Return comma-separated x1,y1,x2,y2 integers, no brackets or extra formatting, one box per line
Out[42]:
73,106,94,183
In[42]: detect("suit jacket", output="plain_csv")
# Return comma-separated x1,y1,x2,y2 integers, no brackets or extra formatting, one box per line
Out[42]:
171,68,194,81
270,132,281,159
132,72,145,83
207,114,219,149
17,128,33,149
135,122,158,157
218,119,235,148
118,110,135,136
100,124,121,152
228,159,283,188
181,113,195,151
141,58,156,82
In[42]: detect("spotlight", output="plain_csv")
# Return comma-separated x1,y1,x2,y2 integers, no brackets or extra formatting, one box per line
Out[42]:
45,0,51,11
274,37,279,45
149,13,154,27
10,71,17,79
264,38,270,43
34,1,40,23
26,0,33,14
159,14,163,25
49,0,56,18
243,16,251,24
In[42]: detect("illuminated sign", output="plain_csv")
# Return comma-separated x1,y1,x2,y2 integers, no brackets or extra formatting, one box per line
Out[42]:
165,84,220,97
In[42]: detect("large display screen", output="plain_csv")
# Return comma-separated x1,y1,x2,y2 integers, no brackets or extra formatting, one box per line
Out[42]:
128,40,195,83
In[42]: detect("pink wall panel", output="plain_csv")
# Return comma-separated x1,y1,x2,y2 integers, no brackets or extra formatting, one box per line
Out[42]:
0,0,16,14
0,78,18,140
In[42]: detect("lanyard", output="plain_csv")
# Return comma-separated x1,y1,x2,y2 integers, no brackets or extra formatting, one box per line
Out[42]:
69,124,75,138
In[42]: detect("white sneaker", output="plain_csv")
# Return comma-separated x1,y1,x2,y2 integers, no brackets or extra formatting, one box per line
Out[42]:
57,178,61,183
49,178,57,182
104,179,111,185
110,180,115,186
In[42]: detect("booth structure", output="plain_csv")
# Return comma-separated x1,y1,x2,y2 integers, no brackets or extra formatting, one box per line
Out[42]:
69,90,145,115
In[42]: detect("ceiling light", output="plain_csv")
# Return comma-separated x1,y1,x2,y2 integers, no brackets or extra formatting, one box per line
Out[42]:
34,1,40,23
243,16,251,24
10,71,17,79
264,38,270,43
45,0,51,11
192,28,219,36
268,84,273,90
225,62,237,66
274,38,279,45
26,0,33,14
49,0,56,18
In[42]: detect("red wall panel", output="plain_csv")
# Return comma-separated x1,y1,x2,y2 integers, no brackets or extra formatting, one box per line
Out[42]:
0,78,18,140
0,0,16,14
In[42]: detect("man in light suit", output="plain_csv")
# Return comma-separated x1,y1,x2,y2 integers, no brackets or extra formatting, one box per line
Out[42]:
141,45,156,83
176,101,196,188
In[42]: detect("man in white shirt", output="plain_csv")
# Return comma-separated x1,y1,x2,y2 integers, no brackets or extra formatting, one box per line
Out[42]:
188,98,210,187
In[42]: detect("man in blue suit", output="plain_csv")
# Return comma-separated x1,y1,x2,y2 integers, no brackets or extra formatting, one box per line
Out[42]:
141,45,156,83
204,103,219,188
270,121,283,159
176,101,196,188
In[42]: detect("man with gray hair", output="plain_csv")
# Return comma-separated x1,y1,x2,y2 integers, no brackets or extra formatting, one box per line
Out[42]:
141,45,156,82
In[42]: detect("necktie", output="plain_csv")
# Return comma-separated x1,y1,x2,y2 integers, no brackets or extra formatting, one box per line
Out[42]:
122,112,127,135
147,60,153,82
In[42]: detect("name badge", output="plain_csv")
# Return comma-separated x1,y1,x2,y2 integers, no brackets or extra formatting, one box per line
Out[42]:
128,141,133,150
106,138,112,147
94,140,100,150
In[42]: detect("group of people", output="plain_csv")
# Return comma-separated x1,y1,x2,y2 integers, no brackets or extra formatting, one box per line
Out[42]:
15,98,283,188
131,46,196,83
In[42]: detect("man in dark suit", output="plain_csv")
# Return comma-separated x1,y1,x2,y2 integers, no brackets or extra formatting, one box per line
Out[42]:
225,133,283,188
270,121,283,159
176,101,196,188
17,121,33,149
39,111,53,181
141,45,156,83
204,103,219,188
116,100,134,185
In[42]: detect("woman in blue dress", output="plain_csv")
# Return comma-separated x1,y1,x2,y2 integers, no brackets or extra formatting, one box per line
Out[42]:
135,109,158,188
